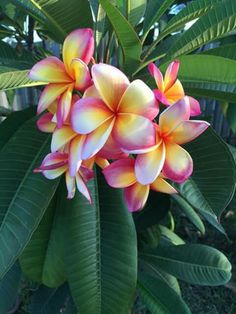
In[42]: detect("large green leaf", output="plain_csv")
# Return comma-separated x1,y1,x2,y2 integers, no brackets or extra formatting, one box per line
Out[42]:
0,40,36,69
100,0,142,73
202,43,236,60
0,262,21,313
29,283,76,314
0,69,45,91
20,183,66,288
178,127,236,219
140,244,232,285
138,272,190,314
0,116,59,278
165,0,236,61
161,55,236,102
0,107,36,149
143,0,176,40
10,0,93,42
64,169,137,313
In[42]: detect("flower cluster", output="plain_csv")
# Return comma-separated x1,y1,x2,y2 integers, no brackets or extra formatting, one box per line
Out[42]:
30,28,209,212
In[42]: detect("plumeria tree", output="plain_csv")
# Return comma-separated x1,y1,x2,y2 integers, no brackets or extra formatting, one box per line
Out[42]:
0,0,236,313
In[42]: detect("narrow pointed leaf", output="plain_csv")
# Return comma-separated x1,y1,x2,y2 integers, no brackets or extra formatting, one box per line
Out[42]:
165,0,236,61
140,244,232,285
0,69,45,91
100,0,142,73
11,0,93,42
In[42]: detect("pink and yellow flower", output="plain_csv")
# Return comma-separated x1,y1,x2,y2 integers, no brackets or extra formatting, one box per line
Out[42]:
29,28,94,127
71,63,159,159
148,61,201,116
34,152,93,201
135,97,210,185
103,158,177,212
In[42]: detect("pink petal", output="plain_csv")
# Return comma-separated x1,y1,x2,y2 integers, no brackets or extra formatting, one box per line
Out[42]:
188,96,201,116
81,118,115,159
170,120,210,145
66,171,76,199
79,165,94,181
163,142,193,183
118,79,159,119
29,56,72,83
124,182,150,212
62,28,94,72
148,63,164,91
37,83,68,114
70,58,93,91
83,84,101,98
102,158,136,188
68,135,85,177
159,97,190,135
37,112,55,133
92,63,130,111
113,113,156,152
35,152,68,179
56,85,73,128
153,89,170,106
151,177,177,194
51,126,76,152
164,60,180,91
75,173,92,203
135,142,165,185
98,134,128,159
71,97,113,134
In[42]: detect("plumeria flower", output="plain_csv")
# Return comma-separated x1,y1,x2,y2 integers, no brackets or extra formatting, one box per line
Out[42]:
71,63,159,160
29,28,94,127
103,158,177,212
148,61,201,116
34,152,93,201
135,97,210,185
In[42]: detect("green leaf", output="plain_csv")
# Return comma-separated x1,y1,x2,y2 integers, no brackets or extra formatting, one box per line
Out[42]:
127,0,146,26
0,262,21,313
172,194,205,234
178,127,236,218
138,272,190,314
159,225,185,246
11,0,93,43
64,169,137,313
100,0,142,74
139,258,181,295
0,107,36,149
162,0,222,38
0,40,36,69
224,103,236,133
29,283,76,314
165,0,236,61
143,0,176,40
161,54,236,103
0,116,59,278
20,183,66,288
202,43,236,60
0,69,45,91
140,244,232,285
